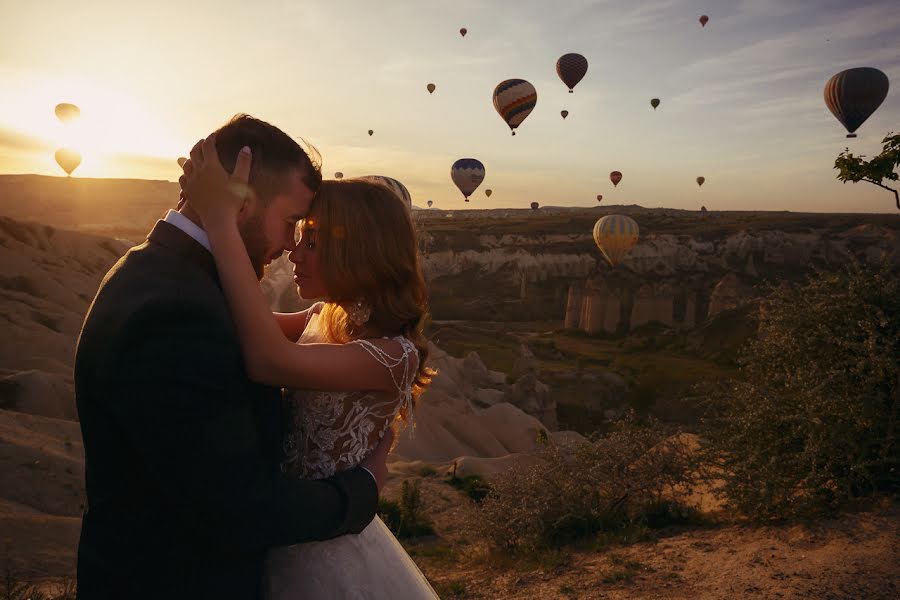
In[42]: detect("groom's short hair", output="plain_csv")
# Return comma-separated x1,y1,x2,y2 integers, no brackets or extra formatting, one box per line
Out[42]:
213,114,322,204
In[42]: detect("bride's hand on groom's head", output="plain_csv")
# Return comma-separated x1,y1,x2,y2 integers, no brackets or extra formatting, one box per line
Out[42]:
181,134,254,227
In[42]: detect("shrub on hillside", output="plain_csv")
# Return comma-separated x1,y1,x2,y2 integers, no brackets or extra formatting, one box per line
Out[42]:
471,416,696,553
378,480,435,539
699,258,900,519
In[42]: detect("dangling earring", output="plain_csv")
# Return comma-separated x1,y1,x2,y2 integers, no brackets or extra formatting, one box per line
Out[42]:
346,298,372,326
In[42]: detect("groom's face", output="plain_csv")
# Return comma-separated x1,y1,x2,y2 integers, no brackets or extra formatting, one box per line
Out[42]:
239,168,315,280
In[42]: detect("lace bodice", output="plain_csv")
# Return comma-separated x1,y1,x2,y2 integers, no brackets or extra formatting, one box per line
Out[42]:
281,312,417,480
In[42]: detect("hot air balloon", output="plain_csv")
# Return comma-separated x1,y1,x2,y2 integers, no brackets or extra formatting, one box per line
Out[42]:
530,202,539,210
700,206,708,213
427,83,436,94
561,110,569,119
54,103,80,124
824,67,890,138
492,79,537,135
650,98,660,110
610,171,623,187
696,176,705,187
592,215,639,267
556,53,588,93
459,27,467,37
485,189,492,197
451,158,485,201
597,194,603,203
55,148,81,177
427,200,433,208
368,130,374,136
360,175,412,209
334,171,344,180
699,15,709,27
177,157,188,168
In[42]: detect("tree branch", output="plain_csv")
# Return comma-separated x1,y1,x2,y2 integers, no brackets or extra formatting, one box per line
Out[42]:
861,179,900,210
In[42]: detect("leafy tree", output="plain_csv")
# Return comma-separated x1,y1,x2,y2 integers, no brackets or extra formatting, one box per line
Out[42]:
700,259,899,519
834,132,900,210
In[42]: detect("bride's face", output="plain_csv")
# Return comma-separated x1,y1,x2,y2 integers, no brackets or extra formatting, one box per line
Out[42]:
289,218,327,299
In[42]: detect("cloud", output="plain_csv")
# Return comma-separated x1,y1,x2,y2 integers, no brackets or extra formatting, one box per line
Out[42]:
0,127,52,153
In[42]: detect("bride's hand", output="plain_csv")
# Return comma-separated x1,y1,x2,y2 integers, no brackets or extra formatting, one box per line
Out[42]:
181,134,253,228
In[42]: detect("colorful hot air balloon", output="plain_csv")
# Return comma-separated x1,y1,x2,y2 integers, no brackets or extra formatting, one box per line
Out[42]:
556,53,588,93
54,103,80,124
334,171,344,180
459,27,467,37
696,176,705,187
485,189,492,197
596,194,603,203
427,200,433,208
177,157,188,168
427,83,436,94
650,98,660,109
699,15,709,27
530,202,539,210
561,110,569,119
492,79,537,135
55,148,81,176
368,130,374,136
360,175,412,209
451,158,485,201
610,171,623,187
824,67,890,138
592,215,639,267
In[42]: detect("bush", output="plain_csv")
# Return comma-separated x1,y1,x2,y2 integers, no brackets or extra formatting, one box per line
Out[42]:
445,473,491,503
699,259,900,519
471,416,696,553
378,480,435,539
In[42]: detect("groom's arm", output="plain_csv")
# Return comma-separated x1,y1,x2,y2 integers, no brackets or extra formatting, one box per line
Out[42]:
106,297,377,555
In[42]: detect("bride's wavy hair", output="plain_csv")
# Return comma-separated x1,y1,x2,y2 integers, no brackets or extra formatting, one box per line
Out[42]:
308,179,435,418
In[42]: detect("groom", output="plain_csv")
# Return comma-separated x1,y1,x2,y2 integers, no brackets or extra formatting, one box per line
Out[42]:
74,114,389,599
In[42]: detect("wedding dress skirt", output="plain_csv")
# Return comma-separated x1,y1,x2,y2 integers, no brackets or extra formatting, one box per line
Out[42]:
264,515,439,599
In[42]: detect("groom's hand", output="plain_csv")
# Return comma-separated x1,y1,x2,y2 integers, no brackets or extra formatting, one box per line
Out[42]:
360,428,394,491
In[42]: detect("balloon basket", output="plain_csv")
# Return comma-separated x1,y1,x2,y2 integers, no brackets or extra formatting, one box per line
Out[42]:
847,134,857,138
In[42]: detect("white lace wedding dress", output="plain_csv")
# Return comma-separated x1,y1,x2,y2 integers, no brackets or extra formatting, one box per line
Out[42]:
263,312,439,599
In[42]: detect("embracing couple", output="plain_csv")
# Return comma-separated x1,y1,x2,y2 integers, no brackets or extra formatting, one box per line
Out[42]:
74,115,439,599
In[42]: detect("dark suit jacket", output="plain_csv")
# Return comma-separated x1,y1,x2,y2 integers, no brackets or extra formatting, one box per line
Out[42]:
74,220,377,599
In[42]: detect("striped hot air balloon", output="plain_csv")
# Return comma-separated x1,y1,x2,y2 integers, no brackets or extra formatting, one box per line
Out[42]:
592,215,639,267
360,175,412,209
492,79,537,135
824,67,889,138
451,158,485,201
556,53,588,93
610,171,623,187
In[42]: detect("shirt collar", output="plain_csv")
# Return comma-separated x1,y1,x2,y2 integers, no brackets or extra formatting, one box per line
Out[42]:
163,209,211,253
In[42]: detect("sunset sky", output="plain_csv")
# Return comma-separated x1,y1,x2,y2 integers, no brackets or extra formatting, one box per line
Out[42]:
1,0,898,212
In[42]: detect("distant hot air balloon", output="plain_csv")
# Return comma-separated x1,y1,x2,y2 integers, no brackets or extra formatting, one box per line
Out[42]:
610,171,623,187
360,175,412,209
451,158,485,202
556,53,588,93
596,194,603,203
700,205,708,213
824,67,890,138
650,98,660,109
530,202,539,210
368,129,374,136
55,148,81,177
427,200,433,208
177,157,188,168
485,189,492,197
427,83,436,94
54,103,80,124
561,110,569,119
334,171,344,180
492,79,537,135
592,215,639,267
459,27,467,37
699,15,709,27
696,176,705,187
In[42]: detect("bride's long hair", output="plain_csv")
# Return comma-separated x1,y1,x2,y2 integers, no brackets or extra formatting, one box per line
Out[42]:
306,179,434,420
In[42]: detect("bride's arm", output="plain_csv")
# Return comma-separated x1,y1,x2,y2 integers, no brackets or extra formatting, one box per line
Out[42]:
183,137,399,393
274,303,322,343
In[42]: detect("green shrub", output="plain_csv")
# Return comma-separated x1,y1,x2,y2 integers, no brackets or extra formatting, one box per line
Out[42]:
379,480,435,539
445,473,491,503
699,259,900,519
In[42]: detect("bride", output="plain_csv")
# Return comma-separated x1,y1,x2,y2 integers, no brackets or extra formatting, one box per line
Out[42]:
182,137,439,599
